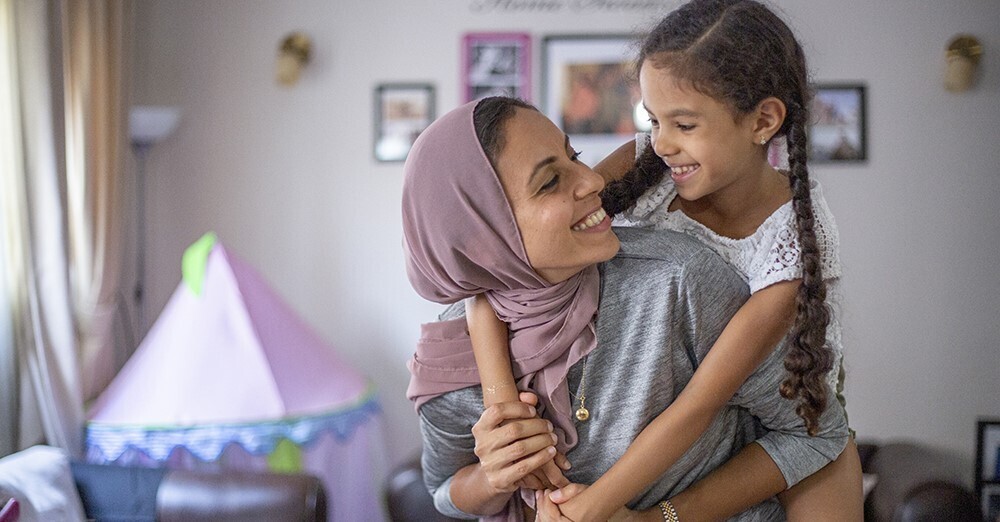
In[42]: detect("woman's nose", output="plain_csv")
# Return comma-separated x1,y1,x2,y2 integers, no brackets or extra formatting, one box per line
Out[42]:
573,163,605,199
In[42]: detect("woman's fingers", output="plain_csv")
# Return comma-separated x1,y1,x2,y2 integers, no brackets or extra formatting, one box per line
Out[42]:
491,445,557,490
473,401,537,436
554,452,572,471
538,459,570,488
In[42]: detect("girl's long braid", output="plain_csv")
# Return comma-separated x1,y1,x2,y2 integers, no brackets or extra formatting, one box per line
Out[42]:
601,143,668,217
781,97,833,436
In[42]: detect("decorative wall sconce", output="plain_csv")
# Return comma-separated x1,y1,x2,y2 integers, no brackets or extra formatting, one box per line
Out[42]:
277,32,312,86
944,34,982,92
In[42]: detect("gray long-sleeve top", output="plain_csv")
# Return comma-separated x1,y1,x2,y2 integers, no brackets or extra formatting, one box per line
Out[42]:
418,228,849,520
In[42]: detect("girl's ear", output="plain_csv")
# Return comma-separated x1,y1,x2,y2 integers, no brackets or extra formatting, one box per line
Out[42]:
751,97,787,142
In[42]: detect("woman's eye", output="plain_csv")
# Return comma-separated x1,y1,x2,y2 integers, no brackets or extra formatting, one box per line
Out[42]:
676,123,695,131
570,149,583,162
540,175,559,192
648,118,660,128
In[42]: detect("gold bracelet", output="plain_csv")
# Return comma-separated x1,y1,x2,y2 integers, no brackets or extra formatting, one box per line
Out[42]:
658,499,680,522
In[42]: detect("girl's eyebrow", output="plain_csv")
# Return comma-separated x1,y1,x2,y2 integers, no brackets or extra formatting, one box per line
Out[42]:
644,103,700,119
528,134,569,186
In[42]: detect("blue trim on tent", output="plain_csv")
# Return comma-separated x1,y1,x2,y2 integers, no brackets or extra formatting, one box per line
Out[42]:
85,391,381,462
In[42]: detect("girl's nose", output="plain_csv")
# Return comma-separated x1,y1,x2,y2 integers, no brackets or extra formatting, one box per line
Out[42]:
652,130,679,158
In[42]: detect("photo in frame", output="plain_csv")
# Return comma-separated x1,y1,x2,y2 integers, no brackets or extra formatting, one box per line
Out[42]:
462,32,531,102
809,84,867,163
373,83,435,162
542,34,642,166
977,419,1000,519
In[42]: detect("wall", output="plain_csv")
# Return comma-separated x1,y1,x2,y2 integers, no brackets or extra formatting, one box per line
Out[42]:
132,0,1000,479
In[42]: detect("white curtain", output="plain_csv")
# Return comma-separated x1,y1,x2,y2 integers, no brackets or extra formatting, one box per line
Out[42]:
0,0,83,455
0,0,130,458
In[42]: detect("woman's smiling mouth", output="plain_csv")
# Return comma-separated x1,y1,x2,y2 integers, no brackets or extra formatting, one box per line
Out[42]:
572,208,609,231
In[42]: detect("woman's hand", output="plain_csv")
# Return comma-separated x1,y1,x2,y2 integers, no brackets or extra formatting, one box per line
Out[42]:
472,398,561,494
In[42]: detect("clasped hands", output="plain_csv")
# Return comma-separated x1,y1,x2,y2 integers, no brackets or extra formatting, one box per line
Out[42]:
472,392,636,521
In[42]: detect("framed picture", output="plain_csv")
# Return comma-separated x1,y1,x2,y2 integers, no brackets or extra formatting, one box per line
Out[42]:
809,84,867,163
463,32,531,102
542,34,642,166
977,419,1000,520
374,83,435,162
983,484,1000,522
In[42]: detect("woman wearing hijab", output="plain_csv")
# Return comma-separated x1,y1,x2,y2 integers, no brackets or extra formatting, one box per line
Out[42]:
402,97,849,521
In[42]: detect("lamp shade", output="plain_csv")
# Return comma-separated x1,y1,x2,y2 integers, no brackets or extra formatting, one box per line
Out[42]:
129,106,180,146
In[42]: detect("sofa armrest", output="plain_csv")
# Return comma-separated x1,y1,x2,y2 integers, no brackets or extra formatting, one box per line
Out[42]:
157,468,326,522
862,442,980,522
71,463,326,522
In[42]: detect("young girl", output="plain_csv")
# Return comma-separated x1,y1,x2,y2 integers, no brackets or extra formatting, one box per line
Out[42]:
467,0,860,519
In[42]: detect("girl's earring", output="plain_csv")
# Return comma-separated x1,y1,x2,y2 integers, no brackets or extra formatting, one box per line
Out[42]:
759,136,768,145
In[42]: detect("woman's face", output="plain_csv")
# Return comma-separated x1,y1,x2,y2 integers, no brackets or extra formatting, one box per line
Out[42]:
494,108,620,284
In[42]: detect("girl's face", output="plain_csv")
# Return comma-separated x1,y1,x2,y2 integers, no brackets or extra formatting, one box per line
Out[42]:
494,108,620,284
640,64,766,203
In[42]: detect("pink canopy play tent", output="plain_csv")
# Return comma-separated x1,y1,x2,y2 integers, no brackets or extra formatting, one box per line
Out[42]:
85,233,387,521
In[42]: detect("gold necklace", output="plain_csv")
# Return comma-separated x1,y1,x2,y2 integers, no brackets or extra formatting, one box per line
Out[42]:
570,357,589,421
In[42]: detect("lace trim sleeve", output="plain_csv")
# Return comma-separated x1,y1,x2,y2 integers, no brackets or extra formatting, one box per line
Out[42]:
748,186,842,293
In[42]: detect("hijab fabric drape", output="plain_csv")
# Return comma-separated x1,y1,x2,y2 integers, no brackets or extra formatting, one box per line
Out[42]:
401,100,601,520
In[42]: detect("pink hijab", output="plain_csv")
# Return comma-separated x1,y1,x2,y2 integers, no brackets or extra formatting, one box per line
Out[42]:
401,99,601,516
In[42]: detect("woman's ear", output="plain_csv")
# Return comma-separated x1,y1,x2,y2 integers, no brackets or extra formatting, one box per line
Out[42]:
752,97,787,142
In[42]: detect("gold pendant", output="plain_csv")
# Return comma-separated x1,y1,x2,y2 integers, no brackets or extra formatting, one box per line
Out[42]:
575,406,590,421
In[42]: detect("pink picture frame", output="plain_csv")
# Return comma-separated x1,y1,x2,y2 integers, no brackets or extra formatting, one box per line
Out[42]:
462,32,531,103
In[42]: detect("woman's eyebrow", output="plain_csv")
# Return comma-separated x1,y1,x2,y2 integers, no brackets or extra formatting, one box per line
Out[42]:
528,134,569,185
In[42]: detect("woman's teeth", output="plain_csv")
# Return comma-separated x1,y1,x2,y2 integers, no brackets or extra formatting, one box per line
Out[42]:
573,208,607,231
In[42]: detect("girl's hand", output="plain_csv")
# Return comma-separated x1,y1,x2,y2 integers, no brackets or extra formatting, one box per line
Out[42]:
472,400,560,494
551,483,633,522
535,489,575,521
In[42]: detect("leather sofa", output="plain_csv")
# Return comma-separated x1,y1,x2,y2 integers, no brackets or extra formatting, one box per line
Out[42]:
858,441,981,522
0,447,327,522
71,463,328,522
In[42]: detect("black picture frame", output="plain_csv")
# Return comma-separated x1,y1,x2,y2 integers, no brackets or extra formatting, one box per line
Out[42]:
373,83,435,163
977,418,1000,519
809,83,867,163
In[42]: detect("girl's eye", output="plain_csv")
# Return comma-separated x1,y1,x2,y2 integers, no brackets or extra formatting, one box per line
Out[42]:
540,175,560,193
570,149,583,162
676,123,695,131
648,118,660,128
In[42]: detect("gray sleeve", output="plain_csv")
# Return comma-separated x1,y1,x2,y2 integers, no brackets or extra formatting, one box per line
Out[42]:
418,390,487,519
681,251,849,489
732,344,849,488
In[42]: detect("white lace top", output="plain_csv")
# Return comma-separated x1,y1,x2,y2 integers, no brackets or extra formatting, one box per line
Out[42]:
614,135,846,395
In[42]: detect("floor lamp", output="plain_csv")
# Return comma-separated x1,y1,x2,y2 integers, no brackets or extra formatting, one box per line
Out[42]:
128,106,180,337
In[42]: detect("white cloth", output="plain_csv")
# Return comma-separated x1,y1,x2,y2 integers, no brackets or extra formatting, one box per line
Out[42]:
614,135,845,393
0,445,87,522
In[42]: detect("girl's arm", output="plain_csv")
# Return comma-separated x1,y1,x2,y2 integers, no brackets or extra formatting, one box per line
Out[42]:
559,280,800,521
593,139,636,183
467,294,519,407
466,295,570,490
548,437,861,521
